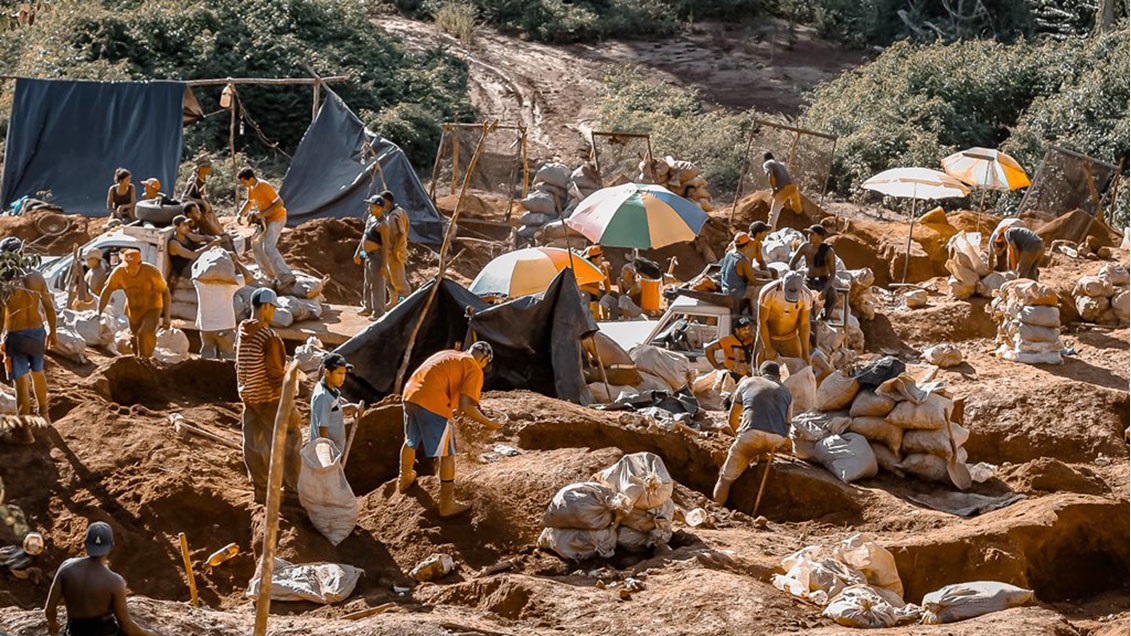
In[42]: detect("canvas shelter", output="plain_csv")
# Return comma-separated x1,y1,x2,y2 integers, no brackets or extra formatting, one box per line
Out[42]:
1,78,186,214
337,269,597,405
280,93,444,244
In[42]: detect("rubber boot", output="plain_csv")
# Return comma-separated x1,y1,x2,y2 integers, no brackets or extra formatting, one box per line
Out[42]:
438,480,470,519
397,445,417,493
712,477,734,507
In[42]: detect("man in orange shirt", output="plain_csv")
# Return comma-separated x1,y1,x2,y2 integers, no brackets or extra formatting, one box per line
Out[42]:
236,167,294,286
398,342,503,518
704,316,755,381
98,248,171,359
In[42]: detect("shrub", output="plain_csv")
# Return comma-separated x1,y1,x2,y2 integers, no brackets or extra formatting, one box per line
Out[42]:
429,0,478,46
0,0,474,170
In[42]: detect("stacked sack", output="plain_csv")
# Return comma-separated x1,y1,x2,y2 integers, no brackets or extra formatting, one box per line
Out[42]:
839,267,880,320
516,162,570,243
990,279,1063,365
638,156,714,212
537,452,674,560
946,231,1016,300
1073,263,1130,325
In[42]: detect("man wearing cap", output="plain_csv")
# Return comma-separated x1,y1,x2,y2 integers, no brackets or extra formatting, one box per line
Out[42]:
309,353,359,453
44,521,157,636
99,248,170,359
237,167,294,287
763,152,801,229
68,248,109,311
381,191,413,304
705,316,756,381
398,342,503,518
756,270,812,365
354,196,390,319
789,225,838,320
236,288,300,496
712,361,793,506
139,178,161,201
0,237,56,441
719,232,767,314
989,224,1045,281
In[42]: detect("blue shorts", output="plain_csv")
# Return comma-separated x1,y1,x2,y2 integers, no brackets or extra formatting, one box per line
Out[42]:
5,327,46,380
403,402,455,458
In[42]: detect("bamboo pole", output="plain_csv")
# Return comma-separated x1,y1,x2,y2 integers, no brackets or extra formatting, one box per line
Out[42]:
394,123,490,393
312,83,320,122
183,75,349,86
253,360,301,636
751,454,773,517
229,88,238,214
177,532,200,607
451,132,461,197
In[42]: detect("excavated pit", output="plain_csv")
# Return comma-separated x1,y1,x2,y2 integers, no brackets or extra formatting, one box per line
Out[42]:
91,357,239,407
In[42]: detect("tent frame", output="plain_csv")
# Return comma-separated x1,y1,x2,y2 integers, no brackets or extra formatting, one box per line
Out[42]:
588,131,654,186
731,118,837,224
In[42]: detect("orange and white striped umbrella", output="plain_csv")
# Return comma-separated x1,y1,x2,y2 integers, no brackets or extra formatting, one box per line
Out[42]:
942,147,1030,191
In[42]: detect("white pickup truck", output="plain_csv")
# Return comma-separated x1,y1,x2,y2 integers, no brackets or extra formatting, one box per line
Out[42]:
599,295,738,375
39,225,181,296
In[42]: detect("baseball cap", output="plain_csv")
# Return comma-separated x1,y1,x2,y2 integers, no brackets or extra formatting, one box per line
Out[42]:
781,271,805,303
85,521,113,557
172,214,189,227
735,316,752,330
0,237,24,253
84,247,103,260
250,287,281,308
805,224,828,237
365,195,384,206
734,232,751,247
121,248,142,264
759,360,781,378
321,352,354,372
469,341,494,365
141,178,161,189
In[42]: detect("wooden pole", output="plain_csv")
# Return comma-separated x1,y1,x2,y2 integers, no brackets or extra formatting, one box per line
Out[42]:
312,83,320,122
253,360,300,636
394,123,490,393
429,125,449,201
229,89,238,213
589,335,614,403
342,402,366,468
751,454,773,517
451,132,461,197
183,75,349,86
177,532,200,607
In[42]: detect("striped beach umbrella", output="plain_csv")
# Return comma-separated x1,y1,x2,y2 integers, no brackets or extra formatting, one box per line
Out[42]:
942,147,1030,191
565,183,709,249
469,247,606,299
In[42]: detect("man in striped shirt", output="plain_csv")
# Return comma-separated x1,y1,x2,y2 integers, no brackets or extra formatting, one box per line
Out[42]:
236,288,300,498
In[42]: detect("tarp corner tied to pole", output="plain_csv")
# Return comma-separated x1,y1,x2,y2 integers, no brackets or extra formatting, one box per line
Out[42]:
1,78,185,215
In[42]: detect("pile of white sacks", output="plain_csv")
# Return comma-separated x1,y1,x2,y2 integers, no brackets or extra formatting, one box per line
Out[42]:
990,279,1063,365
638,156,715,212
538,452,675,560
517,163,601,244
1073,263,1130,325
790,367,970,487
946,231,1016,299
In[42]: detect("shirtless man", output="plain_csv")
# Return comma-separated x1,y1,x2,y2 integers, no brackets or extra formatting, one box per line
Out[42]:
0,238,57,441
582,331,641,387
788,225,837,320
98,249,171,359
44,521,157,636
756,271,812,365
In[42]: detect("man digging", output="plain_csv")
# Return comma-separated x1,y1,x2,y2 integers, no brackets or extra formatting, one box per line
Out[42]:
398,342,503,518
713,361,793,506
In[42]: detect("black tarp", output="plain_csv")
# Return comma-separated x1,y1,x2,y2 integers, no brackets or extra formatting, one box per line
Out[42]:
279,93,444,245
1,78,185,215
337,269,597,405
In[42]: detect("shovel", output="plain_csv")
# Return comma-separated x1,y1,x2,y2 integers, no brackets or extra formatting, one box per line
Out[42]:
341,401,366,468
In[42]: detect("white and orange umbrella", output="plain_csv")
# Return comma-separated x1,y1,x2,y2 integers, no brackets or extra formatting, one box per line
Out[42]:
942,147,1030,191
469,247,605,299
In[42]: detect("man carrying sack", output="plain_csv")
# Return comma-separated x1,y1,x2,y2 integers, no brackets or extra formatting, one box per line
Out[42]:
98,248,170,359
712,361,793,506
236,288,300,498
397,342,503,518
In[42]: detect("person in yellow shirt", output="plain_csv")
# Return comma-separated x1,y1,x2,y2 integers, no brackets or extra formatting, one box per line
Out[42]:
763,152,801,229
98,248,171,359
704,316,755,381
398,342,503,518
236,167,294,285
380,190,413,304
756,271,811,365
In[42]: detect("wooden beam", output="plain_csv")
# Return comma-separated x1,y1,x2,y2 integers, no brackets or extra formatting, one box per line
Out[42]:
183,75,349,86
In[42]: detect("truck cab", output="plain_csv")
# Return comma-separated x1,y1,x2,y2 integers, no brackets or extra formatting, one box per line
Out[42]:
40,225,176,295
599,295,737,375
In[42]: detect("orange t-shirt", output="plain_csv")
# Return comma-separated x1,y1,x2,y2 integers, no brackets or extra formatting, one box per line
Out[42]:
247,180,286,224
404,350,484,419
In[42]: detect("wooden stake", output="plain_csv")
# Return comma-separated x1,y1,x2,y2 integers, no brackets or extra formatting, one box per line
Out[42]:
253,360,300,636
342,602,396,620
394,123,490,393
177,532,200,607
751,454,773,517
589,335,613,403
342,401,366,468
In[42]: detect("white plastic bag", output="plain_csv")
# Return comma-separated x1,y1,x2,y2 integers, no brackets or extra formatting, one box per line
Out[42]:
537,526,617,561
154,327,191,364
772,546,866,605
813,433,878,483
629,345,693,391
887,393,953,430
64,309,115,347
921,581,1033,623
542,482,621,530
53,327,87,362
297,438,359,546
247,558,361,604
833,534,904,598
593,452,673,511
815,370,860,411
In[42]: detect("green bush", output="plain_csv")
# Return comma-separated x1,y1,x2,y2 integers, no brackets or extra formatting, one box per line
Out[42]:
801,27,1130,211
0,0,474,170
429,0,478,45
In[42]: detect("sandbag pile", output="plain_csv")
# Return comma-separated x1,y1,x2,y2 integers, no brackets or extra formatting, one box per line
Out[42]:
538,453,675,560
946,231,1013,300
990,279,1063,365
795,367,971,487
61,309,115,348
1072,263,1129,325
638,156,714,212
838,267,880,320
153,327,191,364
519,162,606,244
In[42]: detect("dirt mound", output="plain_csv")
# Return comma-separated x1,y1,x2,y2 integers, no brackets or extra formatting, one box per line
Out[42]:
884,298,998,344
89,356,238,407
277,217,365,304
999,458,1110,496
0,209,100,256
719,190,827,231
1038,209,1123,248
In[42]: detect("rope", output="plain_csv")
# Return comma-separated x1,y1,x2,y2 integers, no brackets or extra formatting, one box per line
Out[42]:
234,93,292,160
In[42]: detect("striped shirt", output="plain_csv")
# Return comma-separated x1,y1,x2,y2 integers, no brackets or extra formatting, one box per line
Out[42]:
236,321,283,403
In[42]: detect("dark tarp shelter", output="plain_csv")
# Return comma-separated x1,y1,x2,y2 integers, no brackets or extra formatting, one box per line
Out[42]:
338,269,597,405
279,93,444,245
1,78,185,215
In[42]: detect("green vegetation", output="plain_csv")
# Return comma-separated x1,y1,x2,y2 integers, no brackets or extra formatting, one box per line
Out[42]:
429,0,478,45
0,0,473,173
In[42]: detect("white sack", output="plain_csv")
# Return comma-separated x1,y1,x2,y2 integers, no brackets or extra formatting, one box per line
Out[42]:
542,482,621,530
887,393,953,430
813,433,878,483
849,390,896,418
630,345,693,391
190,247,239,284
538,527,616,561
298,438,359,546
247,558,361,604
815,371,860,412
849,417,903,455
921,581,1033,624
902,423,969,458
593,452,673,511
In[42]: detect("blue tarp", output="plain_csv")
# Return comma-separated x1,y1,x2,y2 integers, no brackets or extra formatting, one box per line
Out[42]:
1,78,185,215
280,93,444,245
